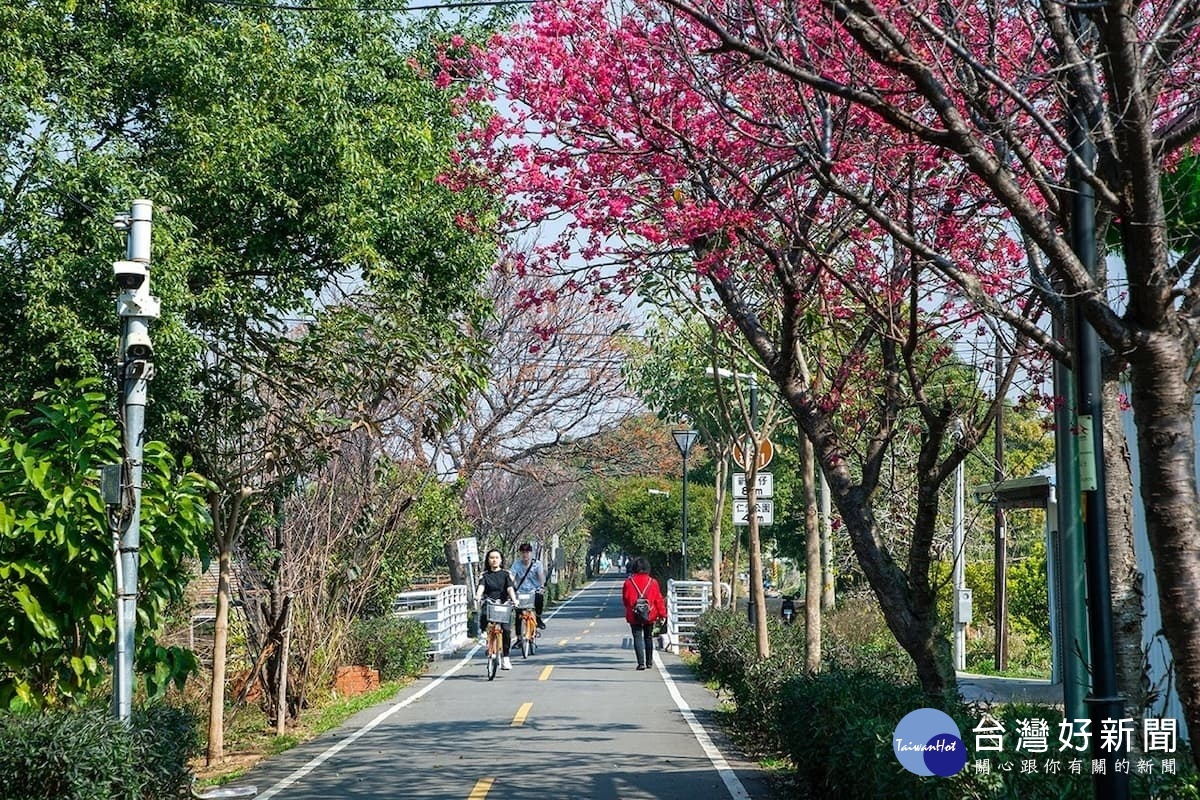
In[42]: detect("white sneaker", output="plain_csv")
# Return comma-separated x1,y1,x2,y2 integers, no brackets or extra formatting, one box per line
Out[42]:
501,657,512,670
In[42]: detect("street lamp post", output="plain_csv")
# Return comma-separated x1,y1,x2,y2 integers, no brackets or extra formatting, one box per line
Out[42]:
671,429,699,580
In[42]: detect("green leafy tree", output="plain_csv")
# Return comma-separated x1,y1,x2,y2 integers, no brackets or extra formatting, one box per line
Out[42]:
0,382,210,708
584,477,718,580
2,0,500,759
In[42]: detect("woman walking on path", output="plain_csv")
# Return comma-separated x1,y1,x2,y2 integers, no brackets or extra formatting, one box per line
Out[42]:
622,557,667,670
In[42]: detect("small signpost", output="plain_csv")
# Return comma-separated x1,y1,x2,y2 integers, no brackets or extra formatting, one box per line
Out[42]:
732,438,775,471
732,440,775,527
732,472,774,498
456,536,479,564
733,499,774,526
732,469,774,526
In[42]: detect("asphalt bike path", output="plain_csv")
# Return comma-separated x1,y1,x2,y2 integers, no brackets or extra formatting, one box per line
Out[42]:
243,572,771,800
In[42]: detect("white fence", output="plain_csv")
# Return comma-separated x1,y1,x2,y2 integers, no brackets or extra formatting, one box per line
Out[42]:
392,584,470,659
665,579,713,654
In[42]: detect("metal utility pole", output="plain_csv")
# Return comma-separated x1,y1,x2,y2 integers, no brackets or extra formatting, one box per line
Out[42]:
671,429,699,580
951,421,967,672
1067,8,1127,796
994,339,1008,671
112,200,159,723
1053,310,1090,724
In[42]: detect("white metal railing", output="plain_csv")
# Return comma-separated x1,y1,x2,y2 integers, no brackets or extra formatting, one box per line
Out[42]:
665,579,713,653
392,584,470,658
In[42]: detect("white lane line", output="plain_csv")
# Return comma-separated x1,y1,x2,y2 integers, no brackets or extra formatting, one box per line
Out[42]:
257,647,480,799
656,661,751,800
542,578,596,621
257,580,599,798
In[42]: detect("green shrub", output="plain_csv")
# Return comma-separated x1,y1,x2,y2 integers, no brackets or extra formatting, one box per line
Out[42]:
823,596,917,679
467,609,480,638
132,704,199,798
0,704,198,800
0,385,209,710
347,615,430,681
729,619,807,752
781,669,931,797
778,671,1197,799
693,608,756,697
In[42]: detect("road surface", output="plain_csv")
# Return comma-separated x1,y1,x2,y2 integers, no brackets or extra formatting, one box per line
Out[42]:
242,572,773,800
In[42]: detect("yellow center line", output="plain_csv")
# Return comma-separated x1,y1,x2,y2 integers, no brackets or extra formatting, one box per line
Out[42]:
558,638,568,646
588,620,596,627
538,665,553,681
468,778,494,799
511,702,533,726
574,635,583,641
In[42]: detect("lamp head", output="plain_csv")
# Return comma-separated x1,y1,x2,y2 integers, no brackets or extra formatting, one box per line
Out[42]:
671,428,699,458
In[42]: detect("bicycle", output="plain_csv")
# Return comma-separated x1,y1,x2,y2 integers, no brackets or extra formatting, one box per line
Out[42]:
482,599,513,680
513,591,538,658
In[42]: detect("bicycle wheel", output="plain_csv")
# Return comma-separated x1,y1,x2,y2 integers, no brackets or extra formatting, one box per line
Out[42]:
520,631,530,658
486,623,500,680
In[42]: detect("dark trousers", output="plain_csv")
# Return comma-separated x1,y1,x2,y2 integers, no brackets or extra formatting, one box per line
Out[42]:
630,622,655,667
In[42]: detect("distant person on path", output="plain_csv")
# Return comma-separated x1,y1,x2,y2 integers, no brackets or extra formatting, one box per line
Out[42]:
512,542,547,629
622,556,667,671
476,549,519,670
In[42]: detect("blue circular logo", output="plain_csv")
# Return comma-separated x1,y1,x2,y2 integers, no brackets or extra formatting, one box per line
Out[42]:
892,708,967,777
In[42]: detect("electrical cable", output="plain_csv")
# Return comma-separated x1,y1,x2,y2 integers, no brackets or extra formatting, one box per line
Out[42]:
204,0,533,12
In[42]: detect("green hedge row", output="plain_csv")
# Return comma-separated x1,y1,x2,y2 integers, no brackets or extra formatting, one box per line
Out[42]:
347,615,431,681
694,609,1199,799
0,704,198,800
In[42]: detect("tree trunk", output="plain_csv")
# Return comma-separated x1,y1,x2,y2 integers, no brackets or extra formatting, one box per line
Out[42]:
206,539,232,764
445,540,468,586
835,483,954,695
820,468,835,612
206,488,250,765
747,456,769,659
712,455,728,608
729,524,741,612
1102,369,1147,718
275,597,293,736
802,436,821,673
1128,336,1200,766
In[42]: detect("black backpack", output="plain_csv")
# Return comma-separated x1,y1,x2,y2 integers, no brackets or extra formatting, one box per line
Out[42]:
631,578,653,624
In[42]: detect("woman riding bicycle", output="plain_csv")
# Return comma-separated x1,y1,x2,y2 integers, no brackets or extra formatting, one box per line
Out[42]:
476,548,520,670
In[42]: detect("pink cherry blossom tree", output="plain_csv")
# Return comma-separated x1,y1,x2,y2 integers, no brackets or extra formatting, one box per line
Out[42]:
443,0,1058,696
649,0,1200,750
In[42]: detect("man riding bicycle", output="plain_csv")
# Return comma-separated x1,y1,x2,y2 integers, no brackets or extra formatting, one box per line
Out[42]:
511,542,547,629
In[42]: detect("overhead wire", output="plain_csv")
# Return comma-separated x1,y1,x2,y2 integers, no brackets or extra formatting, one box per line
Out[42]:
204,0,534,11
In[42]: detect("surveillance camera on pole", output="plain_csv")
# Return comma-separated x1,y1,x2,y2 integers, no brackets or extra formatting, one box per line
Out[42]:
111,199,158,724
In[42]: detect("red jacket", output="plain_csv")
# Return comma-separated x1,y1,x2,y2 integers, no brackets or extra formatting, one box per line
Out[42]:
622,573,667,624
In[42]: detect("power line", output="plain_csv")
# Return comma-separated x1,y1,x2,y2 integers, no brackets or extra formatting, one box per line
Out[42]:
205,0,533,11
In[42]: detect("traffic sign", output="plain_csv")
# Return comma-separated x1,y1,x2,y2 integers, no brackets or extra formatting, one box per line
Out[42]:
733,499,774,526
732,438,774,470
733,472,774,498
456,536,479,564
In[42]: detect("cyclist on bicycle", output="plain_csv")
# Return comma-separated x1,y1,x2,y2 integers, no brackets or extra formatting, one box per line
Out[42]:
511,542,547,629
476,548,519,670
